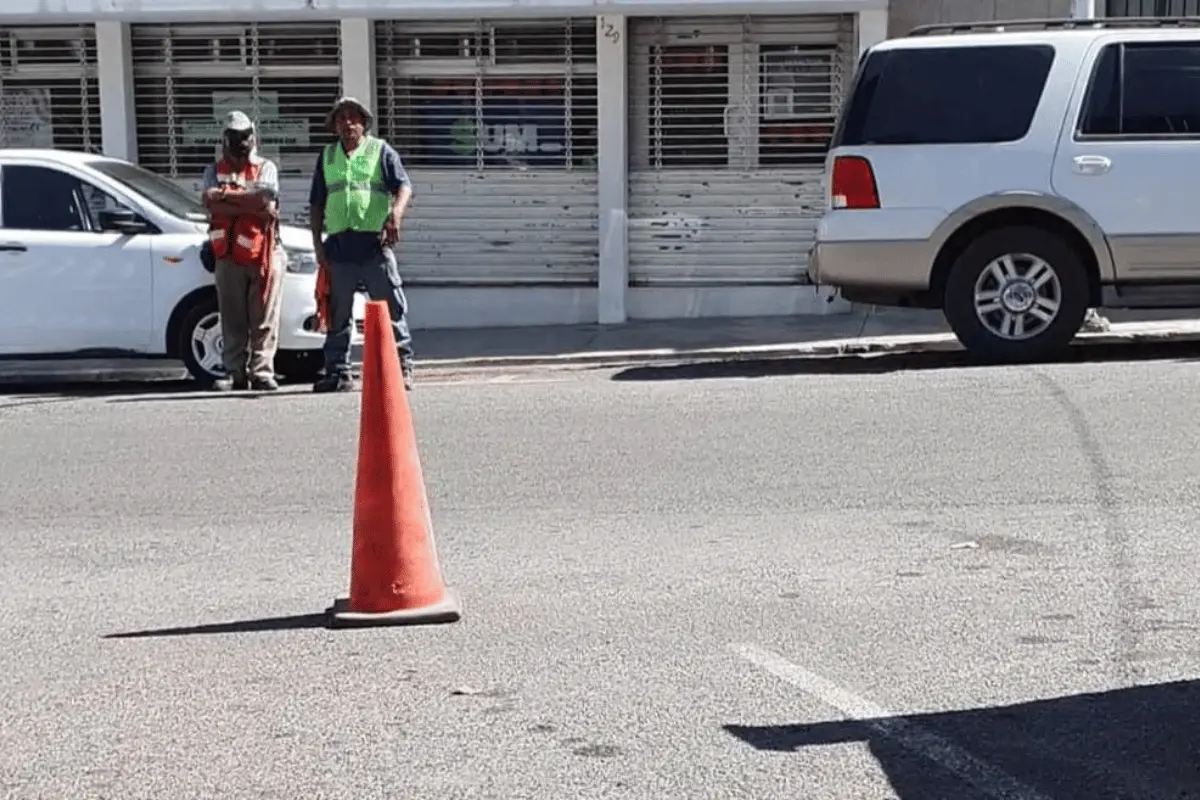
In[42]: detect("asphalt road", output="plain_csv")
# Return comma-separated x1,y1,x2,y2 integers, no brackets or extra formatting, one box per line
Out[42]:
3,350,1200,800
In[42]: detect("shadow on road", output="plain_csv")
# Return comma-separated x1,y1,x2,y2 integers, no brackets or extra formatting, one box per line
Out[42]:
103,613,329,638
105,387,322,404
610,340,1200,382
6,342,1200,401
0,377,324,406
724,679,1200,799
0,379,221,403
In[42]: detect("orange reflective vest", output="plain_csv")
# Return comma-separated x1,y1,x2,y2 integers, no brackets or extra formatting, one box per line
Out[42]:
208,158,269,268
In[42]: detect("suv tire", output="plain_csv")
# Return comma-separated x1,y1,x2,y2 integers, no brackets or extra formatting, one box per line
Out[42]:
942,225,1089,363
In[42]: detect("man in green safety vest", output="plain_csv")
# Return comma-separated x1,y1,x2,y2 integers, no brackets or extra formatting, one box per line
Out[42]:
308,96,415,393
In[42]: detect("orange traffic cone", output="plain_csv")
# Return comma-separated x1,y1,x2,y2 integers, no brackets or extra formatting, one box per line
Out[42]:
327,300,461,628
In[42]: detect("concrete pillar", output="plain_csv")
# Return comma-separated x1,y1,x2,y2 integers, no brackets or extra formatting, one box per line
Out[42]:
856,8,890,55
1071,0,1097,18
95,21,137,162
339,19,375,105
596,13,628,325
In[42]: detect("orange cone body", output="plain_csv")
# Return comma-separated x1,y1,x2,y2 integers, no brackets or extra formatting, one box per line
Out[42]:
329,299,460,626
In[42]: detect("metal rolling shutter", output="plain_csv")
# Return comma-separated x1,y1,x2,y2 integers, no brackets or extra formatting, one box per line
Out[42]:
627,15,855,285
130,22,342,226
0,25,101,152
1105,0,1200,13
374,19,598,285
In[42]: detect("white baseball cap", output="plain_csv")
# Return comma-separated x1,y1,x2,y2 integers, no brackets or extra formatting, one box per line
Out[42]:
223,110,255,133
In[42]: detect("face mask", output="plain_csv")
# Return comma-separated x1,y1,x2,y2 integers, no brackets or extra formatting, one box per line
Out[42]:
225,131,253,158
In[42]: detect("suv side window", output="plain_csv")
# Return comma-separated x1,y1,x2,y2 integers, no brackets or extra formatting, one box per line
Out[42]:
834,44,1055,147
1079,41,1200,138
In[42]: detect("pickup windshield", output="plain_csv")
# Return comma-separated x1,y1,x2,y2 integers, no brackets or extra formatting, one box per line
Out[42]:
86,159,209,223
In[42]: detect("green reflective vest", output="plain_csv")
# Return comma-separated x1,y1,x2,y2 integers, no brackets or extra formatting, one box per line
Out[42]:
321,136,390,236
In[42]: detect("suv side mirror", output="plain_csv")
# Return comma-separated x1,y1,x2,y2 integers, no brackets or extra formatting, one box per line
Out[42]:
98,207,153,235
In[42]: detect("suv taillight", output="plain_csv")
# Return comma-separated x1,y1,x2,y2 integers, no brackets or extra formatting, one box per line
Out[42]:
830,155,879,210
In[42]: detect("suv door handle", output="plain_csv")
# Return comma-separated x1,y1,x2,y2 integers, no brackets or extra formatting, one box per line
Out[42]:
0,242,26,252
1072,154,1112,175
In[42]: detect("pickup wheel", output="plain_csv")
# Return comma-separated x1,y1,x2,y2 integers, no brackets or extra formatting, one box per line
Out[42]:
942,225,1090,363
177,294,227,385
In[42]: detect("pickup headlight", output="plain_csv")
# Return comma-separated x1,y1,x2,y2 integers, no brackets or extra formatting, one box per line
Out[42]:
285,248,319,275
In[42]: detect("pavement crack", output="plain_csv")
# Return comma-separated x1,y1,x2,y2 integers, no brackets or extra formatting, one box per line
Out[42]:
1031,368,1139,683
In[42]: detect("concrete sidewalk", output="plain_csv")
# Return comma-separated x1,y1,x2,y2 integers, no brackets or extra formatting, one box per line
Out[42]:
416,307,947,364
414,307,1200,367
2,307,1199,386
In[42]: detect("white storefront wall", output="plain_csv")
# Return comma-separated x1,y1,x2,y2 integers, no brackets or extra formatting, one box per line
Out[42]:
0,0,889,330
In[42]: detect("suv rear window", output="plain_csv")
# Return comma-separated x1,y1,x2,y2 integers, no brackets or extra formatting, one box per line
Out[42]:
834,44,1056,146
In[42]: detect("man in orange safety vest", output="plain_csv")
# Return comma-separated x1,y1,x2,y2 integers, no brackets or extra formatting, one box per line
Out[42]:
200,110,284,391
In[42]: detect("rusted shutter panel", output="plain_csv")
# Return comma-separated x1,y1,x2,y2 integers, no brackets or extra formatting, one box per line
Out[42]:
627,14,855,286
374,18,599,285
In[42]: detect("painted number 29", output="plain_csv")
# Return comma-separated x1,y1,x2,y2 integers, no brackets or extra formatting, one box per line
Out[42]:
599,17,621,45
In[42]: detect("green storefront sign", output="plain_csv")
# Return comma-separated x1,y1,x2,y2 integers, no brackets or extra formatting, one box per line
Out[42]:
180,91,309,164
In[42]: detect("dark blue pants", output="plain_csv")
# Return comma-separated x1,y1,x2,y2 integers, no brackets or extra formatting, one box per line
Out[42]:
322,247,413,377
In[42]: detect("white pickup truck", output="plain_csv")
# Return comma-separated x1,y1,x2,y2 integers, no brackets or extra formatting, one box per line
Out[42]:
0,148,364,383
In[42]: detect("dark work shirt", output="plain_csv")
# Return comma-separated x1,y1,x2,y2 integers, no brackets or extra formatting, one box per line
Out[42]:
310,137,411,264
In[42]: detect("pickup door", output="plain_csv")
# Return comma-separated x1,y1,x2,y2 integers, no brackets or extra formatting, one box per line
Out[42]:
0,162,155,355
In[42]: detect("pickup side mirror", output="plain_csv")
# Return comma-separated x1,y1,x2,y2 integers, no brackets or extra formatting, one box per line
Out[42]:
98,207,154,235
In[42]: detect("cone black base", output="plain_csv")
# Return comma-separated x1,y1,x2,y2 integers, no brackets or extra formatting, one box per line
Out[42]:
325,590,462,629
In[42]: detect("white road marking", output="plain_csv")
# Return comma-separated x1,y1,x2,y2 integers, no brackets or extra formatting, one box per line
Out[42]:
730,643,1054,800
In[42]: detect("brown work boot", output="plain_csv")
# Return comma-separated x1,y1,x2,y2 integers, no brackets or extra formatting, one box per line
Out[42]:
211,376,247,391
313,372,356,393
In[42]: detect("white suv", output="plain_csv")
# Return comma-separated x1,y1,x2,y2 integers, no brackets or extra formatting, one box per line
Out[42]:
0,148,364,383
811,16,1200,361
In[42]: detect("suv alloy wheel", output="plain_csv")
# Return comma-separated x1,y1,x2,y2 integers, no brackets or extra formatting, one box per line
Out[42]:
942,225,1090,362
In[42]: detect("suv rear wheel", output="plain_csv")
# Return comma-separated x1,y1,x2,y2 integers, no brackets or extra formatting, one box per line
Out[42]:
942,225,1089,362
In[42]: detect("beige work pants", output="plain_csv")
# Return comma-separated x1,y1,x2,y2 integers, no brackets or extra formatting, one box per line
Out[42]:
213,253,284,382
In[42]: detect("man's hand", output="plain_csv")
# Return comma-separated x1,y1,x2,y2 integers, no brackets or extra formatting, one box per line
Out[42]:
206,188,263,213
381,213,401,247
231,191,271,212
381,184,411,248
